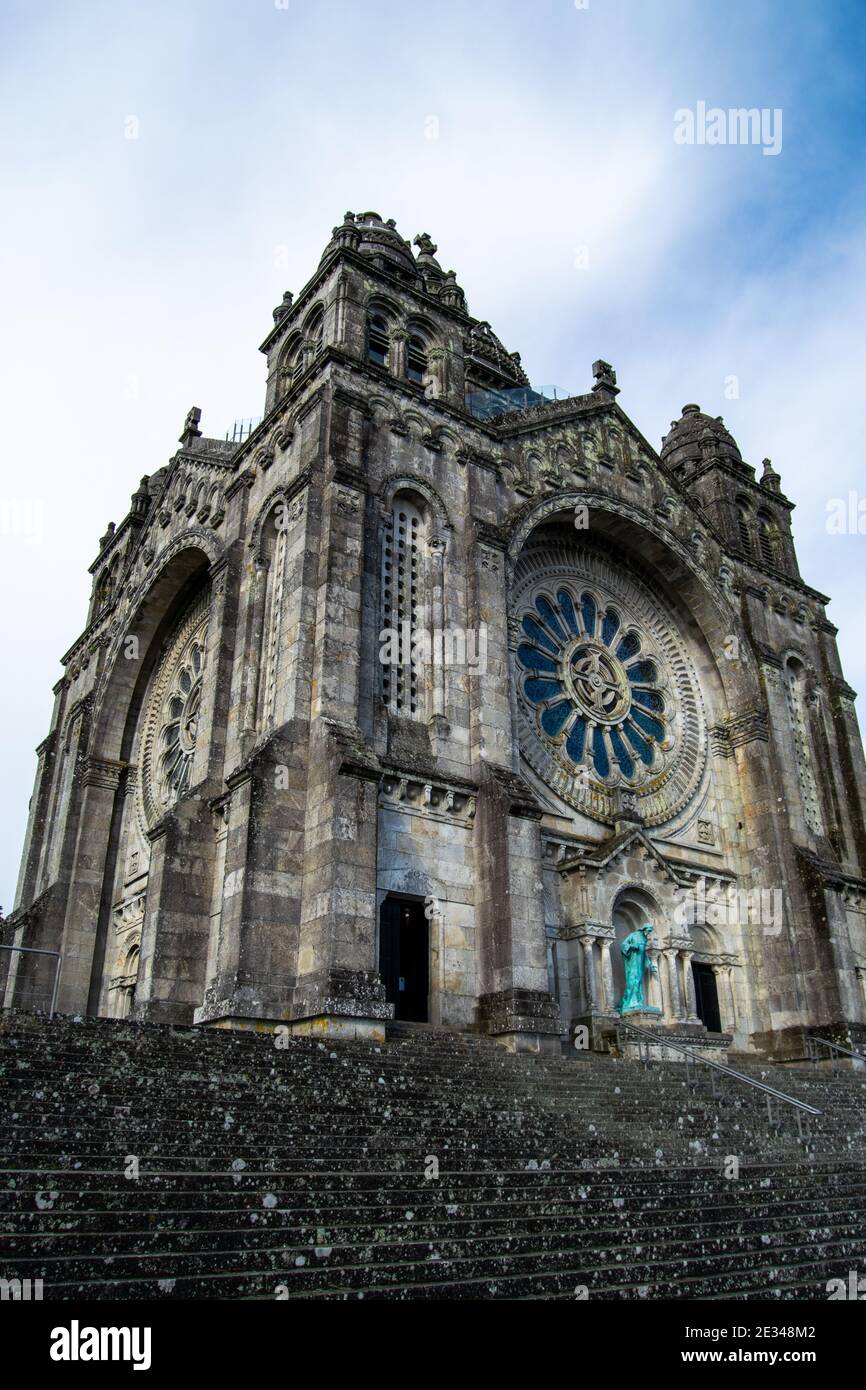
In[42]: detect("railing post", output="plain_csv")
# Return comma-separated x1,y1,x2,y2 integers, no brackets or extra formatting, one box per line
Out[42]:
49,955,62,1020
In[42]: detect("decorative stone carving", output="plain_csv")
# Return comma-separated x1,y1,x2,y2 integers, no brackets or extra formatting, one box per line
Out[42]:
512,541,707,826
136,590,210,832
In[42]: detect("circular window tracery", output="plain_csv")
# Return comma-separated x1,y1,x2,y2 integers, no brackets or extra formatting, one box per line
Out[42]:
136,591,210,832
513,543,706,826
518,587,672,783
157,637,204,804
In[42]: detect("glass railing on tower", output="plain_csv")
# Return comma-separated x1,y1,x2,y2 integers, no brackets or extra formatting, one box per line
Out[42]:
464,384,575,421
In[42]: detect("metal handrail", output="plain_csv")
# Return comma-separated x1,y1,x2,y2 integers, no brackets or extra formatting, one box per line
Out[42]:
0,945,62,1019
806,1034,866,1070
616,1019,821,1141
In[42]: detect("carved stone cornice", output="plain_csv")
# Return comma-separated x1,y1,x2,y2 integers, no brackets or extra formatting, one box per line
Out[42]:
225,468,256,501
710,710,769,755
332,463,367,492
379,773,477,821
81,756,125,791
797,846,866,901
321,719,381,783
830,676,858,705
473,519,508,552
484,764,543,820
331,385,373,418
752,641,784,669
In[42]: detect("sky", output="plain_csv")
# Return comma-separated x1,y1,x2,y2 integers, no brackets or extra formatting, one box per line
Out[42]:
1,0,865,908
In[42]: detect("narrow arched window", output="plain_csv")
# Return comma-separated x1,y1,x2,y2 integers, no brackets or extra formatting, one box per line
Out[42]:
259,505,288,726
280,337,304,396
304,306,324,364
785,659,823,835
367,313,389,368
737,503,752,556
758,511,776,568
381,496,427,717
406,334,428,385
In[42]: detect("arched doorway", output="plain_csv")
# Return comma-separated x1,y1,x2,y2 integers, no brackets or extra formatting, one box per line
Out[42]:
690,924,722,1033
379,895,430,1022
691,963,721,1032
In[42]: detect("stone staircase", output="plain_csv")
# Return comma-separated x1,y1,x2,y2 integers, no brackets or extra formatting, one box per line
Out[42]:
1,1013,865,1300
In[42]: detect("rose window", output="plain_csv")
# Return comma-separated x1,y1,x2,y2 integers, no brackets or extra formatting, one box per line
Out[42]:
517,588,671,783
136,590,210,833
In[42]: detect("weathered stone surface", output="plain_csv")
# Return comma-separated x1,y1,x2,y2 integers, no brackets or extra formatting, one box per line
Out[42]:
5,208,866,1057
1,1014,865,1300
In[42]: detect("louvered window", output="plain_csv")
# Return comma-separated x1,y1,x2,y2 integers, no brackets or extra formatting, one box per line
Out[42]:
381,500,423,715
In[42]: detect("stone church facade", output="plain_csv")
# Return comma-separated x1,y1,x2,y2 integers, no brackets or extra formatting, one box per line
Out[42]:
7,209,866,1059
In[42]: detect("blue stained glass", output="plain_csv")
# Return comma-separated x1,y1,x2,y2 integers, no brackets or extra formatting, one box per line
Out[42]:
624,720,654,766
525,678,563,703
566,715,587,763
628,659,658,684
535,596,567,642
632,688,665,713
541,700,573,737
609,727,635,778
556,589,580,635
518,644,558,673
591,724,610,778
616,630,641,662
522,616,558,653
630,707,665,741
601,607,620,647
520,586,668,785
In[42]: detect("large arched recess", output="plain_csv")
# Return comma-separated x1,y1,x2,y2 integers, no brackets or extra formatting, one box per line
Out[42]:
506,491,764,728
77,537,221,1014
505,491,793,1040
89,534,220,765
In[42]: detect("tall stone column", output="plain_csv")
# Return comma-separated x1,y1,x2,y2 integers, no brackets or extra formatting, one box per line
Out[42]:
665,947,685,1021
474,766,560,1052
470,525,559,1052
682,950,700,1022
729,708,824,1052
599,938,616,1014
719,963,738,1030
658,946,674,1020
289,455,392,1039
132,797,217,1025
196,487,314,1029
646,946,664,1012
292,723,389,1039
58,753,124,1015
579,935,597,1012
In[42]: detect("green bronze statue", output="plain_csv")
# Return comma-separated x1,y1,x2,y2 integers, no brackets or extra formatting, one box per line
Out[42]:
616,922,661,1014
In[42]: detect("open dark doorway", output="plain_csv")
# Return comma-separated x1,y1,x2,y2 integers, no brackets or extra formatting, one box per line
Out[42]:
692,962,721,1033
379,897,430,1022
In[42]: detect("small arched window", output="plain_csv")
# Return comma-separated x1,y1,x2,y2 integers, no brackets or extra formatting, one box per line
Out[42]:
280,337,304,395
757,511,777,568
304,305,324,361
367,313,390,368
736,502,753,556
96,561,116,613
406,334,428,385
